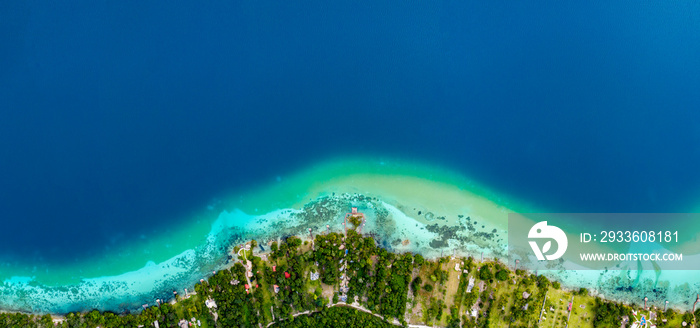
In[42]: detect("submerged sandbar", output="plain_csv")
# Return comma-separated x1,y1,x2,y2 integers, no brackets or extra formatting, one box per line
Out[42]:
1,157,699,313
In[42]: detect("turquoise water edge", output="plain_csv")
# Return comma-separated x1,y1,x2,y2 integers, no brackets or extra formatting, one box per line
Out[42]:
2,158,699,314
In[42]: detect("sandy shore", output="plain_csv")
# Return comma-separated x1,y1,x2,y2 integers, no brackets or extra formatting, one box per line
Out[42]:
2,157,700,313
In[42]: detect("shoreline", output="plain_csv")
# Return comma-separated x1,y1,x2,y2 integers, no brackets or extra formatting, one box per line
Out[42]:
3,193,700,314
3,230,696,328
0,179,510,315
0,157,516,284
1,158,699,315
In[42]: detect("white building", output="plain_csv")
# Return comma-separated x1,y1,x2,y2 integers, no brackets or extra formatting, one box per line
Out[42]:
466,277,476,293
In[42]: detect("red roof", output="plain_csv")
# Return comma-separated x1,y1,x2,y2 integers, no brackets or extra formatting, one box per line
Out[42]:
272,266,276,272
244,284,250,289
284,272,291,279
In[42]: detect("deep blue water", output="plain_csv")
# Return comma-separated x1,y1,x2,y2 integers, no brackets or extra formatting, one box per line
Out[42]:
2,1,700,264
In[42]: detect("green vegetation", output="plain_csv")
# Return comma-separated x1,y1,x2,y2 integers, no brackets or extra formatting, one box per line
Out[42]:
270,306,392,328
494,269,509,281
348,215,363,228
593,297,630,327
411,276,423,293
1,232,696,328
478,264,492,281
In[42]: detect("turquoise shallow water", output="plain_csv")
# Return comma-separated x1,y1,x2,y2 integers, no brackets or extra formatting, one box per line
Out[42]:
2,158,700,313
0,158,516,313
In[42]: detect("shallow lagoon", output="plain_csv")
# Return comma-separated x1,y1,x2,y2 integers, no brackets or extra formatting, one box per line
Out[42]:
2,158,699,313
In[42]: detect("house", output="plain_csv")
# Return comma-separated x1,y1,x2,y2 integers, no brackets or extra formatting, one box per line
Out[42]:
273,266,276,272
522,292,530,299
455,263,461,272
466,277,476,293
470,308,478,318
310,272,319,281
205,299,217,309
51,319,65,326
273,285,280,293
284,272,291,279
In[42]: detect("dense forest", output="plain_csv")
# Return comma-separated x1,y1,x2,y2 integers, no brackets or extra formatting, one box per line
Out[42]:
269,306,392,328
